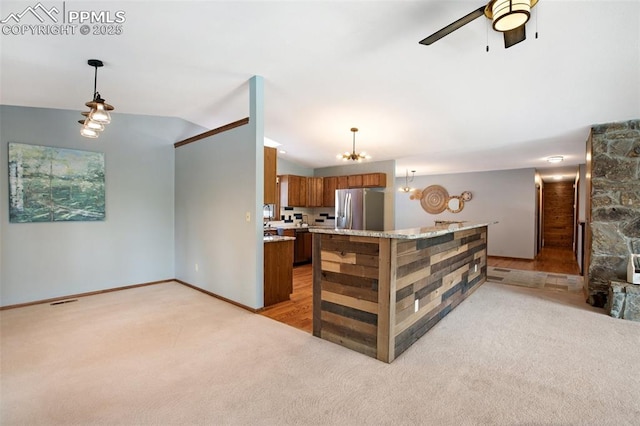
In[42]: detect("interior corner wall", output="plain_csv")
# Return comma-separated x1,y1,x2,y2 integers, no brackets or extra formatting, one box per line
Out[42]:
314,160,396,230
395,168,537,259
0,105,199,306
174,123,262,309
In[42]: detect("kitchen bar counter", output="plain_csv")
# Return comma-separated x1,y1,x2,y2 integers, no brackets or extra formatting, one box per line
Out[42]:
310,222,493,363
308,221,495,239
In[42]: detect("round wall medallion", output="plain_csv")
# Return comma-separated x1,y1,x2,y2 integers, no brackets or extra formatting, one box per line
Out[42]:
461,191,472,201
420,185,449,214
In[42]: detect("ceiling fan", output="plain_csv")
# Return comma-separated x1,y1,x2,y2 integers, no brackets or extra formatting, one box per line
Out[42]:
419,0,538,49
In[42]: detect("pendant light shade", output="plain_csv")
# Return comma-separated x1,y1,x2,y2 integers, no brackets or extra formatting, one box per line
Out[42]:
80,59,114,138
87,98,112,124
80,126,99,138
491,0,531,32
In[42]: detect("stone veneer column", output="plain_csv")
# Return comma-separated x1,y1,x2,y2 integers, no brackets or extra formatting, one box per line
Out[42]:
586,119,640,307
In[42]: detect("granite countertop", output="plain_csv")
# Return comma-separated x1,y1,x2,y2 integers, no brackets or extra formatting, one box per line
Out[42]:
263,235,296,243
308,221,497,240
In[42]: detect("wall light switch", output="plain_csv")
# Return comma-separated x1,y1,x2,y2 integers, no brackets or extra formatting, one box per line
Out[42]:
245,212,251,222
414,299,419,313
195,263,199,272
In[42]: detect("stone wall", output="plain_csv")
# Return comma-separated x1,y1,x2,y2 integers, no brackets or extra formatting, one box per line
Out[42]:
586,119,640,307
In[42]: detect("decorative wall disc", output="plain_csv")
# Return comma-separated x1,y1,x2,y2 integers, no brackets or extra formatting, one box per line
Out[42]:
461,191,472,201
420,185,449,214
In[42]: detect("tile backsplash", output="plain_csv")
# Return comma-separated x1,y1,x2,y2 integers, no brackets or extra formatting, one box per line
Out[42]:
269,206,335,226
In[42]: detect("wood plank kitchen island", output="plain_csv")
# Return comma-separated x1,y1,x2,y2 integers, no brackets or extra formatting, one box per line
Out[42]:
309,222,493,363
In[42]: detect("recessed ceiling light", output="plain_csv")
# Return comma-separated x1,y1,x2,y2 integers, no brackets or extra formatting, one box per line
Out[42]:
553,175,562,180
547,156,564,163
279,150,286,154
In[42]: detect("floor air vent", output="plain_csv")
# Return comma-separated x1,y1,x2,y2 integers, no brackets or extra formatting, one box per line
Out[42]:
50,299,78,306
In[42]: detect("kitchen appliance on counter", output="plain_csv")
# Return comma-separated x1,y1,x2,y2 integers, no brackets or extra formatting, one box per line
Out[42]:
335,188,384,231
628,254,640,284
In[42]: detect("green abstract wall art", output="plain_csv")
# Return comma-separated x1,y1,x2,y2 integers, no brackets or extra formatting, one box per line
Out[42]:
8,143,105,223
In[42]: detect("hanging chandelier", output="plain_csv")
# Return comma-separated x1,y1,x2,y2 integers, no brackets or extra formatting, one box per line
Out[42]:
338,127,370,162
79,59,114,138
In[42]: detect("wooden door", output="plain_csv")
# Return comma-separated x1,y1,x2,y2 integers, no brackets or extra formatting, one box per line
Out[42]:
543,181,575,248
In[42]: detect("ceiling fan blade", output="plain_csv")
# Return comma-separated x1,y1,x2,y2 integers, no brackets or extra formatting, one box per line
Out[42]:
503,25,526,48
419,6,486,45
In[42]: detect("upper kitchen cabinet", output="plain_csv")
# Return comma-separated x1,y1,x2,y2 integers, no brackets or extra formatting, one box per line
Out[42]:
337,176,349,189
264,147,277,204
361,172,386,188
307,177,324,207
280,174,308,207
322,177,337,207
347,174,363,188
348,173,387,188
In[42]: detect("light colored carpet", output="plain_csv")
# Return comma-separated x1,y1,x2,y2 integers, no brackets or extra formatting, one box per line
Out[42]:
1,281,639,425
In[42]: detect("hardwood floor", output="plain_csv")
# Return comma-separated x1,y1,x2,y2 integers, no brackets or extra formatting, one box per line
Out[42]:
260,263,313,333
488,247,580,275
261,247,580,333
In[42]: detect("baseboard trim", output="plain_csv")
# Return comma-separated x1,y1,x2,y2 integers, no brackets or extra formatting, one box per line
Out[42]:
175,279,259,313
0,279,174,310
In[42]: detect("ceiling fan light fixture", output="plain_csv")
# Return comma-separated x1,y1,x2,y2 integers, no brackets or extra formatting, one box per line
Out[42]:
491,0,531,32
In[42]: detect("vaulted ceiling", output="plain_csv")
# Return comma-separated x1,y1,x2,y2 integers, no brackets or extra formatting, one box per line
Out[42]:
1,1,638,181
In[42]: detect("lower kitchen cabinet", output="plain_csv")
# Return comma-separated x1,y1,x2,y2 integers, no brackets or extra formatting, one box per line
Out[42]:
263,239,294,306
280,228,313,264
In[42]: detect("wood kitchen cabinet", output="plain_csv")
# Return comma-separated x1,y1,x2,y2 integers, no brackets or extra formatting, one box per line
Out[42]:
280,228,312,264
337,176,349,189
361,172,386,188
322,176,337,207
347,174,363,188
307,177,323,207
263,238,294,306
264,147,277,204
348,173,386,188
280,174,307,207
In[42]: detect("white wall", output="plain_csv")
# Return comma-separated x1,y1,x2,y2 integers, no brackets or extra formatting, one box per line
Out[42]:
174,77,264,309
395,168,537,259
0,105,203,306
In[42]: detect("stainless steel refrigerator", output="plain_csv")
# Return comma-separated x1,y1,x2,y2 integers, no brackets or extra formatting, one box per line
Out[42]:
335,188,384,231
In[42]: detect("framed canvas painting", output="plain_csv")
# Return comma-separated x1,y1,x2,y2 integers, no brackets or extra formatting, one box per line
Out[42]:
8,143,105,223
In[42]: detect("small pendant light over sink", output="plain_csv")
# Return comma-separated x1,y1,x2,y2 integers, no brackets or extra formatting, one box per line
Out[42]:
79,59,114,138
337,127,370,162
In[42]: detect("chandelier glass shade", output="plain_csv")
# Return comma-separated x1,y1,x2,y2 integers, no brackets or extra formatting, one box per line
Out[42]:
338,127,370,162
491,0,531,32
80,59,114,138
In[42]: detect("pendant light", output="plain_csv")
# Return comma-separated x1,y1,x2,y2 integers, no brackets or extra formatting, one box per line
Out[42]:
399,170,416,193
80,59,114,138
337,127,370,162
